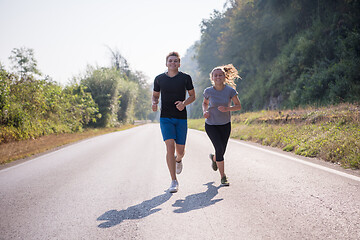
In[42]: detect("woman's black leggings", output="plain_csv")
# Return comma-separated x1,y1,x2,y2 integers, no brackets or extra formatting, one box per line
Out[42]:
205,122,231,162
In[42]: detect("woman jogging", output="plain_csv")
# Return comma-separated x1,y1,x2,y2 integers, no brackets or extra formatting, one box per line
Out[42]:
202,64,241,186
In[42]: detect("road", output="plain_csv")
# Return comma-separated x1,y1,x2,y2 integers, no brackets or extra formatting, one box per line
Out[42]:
1,123,360,239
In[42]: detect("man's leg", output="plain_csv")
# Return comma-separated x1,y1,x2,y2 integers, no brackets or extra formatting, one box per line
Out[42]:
174,118,187,163
175,144,185,162
164,139,176,180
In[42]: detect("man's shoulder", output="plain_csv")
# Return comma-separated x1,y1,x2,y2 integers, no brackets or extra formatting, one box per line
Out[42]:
155,72,167,79
179,71,191,78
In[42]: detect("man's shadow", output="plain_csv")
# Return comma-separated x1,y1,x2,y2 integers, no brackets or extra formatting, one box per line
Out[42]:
97,192,172,228
172,182,223,213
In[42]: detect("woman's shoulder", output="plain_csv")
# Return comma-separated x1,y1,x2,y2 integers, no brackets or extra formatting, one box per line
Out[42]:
203,86,214,92
225,85,237,92
203,86,213,97
224,85,238,97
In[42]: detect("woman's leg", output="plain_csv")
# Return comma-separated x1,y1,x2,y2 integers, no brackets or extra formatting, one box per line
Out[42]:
216,123,231,178
206,123,231,178
206,123,227,177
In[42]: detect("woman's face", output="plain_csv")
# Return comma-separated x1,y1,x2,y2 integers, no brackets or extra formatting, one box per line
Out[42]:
212,69,226,85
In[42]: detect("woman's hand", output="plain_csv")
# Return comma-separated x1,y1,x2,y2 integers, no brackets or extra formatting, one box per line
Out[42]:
203,111,210,118
218,106,228,112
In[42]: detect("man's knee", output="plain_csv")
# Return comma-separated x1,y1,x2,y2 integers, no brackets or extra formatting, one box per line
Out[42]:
165,139,176,152
176,144,185,157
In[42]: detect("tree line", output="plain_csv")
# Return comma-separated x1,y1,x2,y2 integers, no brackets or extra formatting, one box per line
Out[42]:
2,0,359,143
181,0,360,117
0,47,152,143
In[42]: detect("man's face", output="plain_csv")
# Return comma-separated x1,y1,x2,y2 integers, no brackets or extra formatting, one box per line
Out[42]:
166,56,180,70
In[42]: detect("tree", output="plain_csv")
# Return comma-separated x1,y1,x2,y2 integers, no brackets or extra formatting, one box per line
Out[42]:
190,0,360,111
106,46,131,76
81,66,121,127
9,47,41,79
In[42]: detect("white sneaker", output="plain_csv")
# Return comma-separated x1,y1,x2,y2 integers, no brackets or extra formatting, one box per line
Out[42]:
169,180,179,193
176,158,183,174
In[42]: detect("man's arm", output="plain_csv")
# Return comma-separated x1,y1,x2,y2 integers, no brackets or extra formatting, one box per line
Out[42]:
175,89,196,111
152,91,160,112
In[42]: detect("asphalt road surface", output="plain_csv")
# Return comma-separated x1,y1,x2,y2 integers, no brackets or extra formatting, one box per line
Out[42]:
1,123,360,239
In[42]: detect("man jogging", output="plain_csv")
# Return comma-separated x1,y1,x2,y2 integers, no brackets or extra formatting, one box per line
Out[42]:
152,51,195,193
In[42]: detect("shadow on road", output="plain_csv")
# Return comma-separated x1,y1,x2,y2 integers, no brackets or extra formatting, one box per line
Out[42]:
97,192,172,228
97,182,222,227
172,182,223,213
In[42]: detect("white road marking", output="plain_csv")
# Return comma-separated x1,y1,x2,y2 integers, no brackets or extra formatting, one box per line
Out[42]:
230,139,360,182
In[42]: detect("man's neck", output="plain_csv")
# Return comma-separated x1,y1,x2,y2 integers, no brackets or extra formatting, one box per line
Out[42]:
166,69,179,77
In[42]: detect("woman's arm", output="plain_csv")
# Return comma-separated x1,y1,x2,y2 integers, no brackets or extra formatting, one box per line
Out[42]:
218,95,242,112
202,98,210,118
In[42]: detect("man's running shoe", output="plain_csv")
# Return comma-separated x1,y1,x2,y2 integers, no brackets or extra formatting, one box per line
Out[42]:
175,156,183,174
209,154,218,171
221,176,230,186
169,180,179,193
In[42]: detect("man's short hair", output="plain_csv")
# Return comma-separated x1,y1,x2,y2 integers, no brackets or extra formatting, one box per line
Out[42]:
166,51,180,63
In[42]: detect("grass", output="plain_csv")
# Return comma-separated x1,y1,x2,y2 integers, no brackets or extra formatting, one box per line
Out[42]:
0,125,135,165
188,103,360,169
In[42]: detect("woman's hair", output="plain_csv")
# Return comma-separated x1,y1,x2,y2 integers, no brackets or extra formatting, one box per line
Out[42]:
166,51,180,63
210,64,241,88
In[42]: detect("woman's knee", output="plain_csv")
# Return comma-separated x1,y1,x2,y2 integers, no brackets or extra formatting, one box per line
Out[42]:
214,149,225,162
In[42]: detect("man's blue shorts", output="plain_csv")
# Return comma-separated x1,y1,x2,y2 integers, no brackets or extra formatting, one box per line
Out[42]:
160,118,188,145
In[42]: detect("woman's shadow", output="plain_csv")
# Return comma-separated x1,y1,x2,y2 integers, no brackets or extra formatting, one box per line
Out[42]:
97,182,223,228
172,182,223,213
97,192,172,228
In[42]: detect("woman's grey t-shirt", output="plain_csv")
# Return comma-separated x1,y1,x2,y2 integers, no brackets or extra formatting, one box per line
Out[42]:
203,85,238,125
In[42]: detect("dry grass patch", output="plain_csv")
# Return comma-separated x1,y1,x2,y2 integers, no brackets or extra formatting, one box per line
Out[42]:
188,103,360,169
0,125,134,165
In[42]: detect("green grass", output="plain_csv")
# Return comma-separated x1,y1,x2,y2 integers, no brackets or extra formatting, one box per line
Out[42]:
188,103,360,169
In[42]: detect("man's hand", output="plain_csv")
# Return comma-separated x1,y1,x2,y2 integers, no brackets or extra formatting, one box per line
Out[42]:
175,101,185,111
152,91,160,112
152,103,158,112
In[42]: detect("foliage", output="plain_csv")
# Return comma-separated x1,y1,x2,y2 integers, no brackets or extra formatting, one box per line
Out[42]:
182,0,360,116
80,66,150,127
1,46,152,144
9,47,41,78
104,46,152,122
0,68,99,143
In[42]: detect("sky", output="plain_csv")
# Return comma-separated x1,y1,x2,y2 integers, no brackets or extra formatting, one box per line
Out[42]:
0,0,227,85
